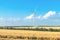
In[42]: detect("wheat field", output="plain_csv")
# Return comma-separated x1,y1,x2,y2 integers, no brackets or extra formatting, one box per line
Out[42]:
0,29,60,40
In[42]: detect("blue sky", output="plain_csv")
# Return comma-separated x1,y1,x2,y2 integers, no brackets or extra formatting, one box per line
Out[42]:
0,0,60,26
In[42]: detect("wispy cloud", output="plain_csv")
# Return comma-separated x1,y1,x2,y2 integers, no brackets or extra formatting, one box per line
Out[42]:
0,17,20,21
0,17,4,20
0,17,21,26
0,11,58,26
24,11,56,20
42,11,56,19
7,17,20,21
36,15,42,19
37,11,56,19
53,19,60,22
24,14,34,20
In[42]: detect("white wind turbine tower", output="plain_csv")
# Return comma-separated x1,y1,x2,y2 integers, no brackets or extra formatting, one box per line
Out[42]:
32,9,36,27
32,6,39,27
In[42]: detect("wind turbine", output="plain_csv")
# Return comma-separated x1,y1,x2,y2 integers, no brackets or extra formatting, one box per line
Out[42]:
32,8,37,27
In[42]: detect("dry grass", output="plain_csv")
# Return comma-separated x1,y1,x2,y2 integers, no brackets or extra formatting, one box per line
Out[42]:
0,29,60,40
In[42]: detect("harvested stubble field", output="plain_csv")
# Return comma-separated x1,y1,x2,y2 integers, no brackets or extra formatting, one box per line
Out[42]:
0,29,60,40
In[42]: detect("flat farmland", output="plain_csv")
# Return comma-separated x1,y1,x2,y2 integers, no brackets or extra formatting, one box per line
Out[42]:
14,26,60,29
0,29,60,40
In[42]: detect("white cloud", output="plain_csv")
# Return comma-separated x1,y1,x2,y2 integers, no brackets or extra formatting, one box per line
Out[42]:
24,11,56,20
0,17,21,26
0,17,20,21
36,11,56,20
42,11,56,19
0,17,4,20
24,14,34,20
53,19,60,22
36,15,42,19
7,17,20,21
